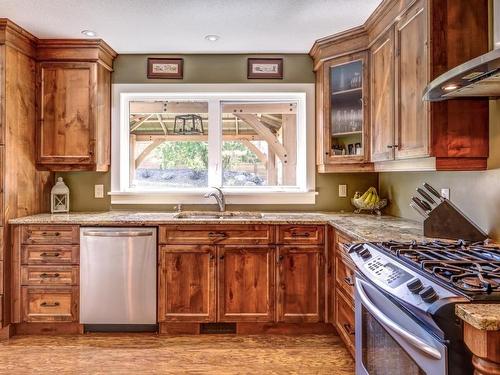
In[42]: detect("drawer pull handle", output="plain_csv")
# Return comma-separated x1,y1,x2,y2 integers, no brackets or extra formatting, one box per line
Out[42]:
291,232,311,238
41,232,61,236
343,323,355,335
40,252,61,258
343,277,355,287
208,232,227,239
40,302,60,307
40,273,60,278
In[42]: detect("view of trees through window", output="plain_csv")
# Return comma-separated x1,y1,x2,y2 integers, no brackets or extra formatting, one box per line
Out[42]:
128,100,297,188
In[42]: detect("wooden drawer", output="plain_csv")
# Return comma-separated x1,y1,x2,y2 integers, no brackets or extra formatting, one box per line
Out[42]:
21,245,79,265
278,225,325,245
335,254,355,299
21,266,79,286
335,288,355,357
335,231,354,259
21,225,79,245
159,225,273,245
22,286,78,322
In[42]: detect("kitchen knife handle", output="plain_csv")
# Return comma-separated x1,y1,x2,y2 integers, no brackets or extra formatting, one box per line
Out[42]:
423,183,443,201
411,197,430,213
416,188,436,205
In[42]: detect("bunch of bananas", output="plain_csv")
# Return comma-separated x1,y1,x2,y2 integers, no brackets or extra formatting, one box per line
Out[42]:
352,187,381,210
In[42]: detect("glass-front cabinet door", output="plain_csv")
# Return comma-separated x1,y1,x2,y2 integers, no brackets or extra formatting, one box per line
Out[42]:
319,52,370,171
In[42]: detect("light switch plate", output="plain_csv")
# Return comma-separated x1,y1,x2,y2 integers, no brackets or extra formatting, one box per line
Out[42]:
440,188,450,200
338,184,347,197
94,184,104,198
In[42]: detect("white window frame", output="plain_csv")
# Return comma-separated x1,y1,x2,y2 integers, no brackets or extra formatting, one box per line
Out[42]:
110,83,316,205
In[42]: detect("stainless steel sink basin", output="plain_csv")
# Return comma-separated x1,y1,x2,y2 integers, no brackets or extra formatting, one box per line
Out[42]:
174,211,263,219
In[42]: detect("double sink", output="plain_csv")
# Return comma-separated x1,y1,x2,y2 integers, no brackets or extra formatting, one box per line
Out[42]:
174,211,264,219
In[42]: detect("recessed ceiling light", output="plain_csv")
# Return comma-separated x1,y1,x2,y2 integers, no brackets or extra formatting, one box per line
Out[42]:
204,34,220,42
443,84,459,91
81,30,97,37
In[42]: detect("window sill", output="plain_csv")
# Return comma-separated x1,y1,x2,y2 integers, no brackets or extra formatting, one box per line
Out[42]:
109,190,318,205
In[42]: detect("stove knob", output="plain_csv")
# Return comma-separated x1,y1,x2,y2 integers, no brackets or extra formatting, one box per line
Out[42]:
359,248,372,259
406,278,424,293
419,286,438,303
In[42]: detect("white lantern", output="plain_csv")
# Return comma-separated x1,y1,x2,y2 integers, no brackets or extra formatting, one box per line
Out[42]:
51,177,70,213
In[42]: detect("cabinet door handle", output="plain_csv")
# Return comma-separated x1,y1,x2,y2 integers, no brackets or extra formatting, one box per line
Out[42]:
344,276,355,287
40,252,61,258
40,302,60,307
219,255,225,260
277,255,284,264
40,273,60,278
209,254,216,260
343,323,355,335
387,145,399,149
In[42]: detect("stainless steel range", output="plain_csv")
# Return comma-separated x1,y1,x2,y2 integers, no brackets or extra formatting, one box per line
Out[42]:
348,240,500,375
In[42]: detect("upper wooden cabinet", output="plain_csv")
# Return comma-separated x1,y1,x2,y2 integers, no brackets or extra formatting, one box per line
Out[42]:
35,40,117,171
370,28,395,162
316,51,373,172
311,0,490,172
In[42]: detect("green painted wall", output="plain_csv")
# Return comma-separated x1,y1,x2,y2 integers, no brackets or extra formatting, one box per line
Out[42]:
379,101,500,241
59,53,378,212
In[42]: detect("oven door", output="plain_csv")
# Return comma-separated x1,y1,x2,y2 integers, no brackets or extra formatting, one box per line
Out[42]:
355,276,447,375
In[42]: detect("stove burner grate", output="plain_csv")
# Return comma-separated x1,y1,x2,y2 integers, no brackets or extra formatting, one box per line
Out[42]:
378,240,500,295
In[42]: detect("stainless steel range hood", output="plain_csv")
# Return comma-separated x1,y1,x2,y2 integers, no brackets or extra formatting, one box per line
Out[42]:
423,1,500,101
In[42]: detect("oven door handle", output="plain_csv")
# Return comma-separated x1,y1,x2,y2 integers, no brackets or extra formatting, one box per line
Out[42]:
356,278,442,360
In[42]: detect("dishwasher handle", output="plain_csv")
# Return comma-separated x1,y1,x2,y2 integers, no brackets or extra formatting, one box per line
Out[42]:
82,230,155,238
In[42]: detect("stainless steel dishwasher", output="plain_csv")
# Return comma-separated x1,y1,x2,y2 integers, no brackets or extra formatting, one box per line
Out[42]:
80,227,157,330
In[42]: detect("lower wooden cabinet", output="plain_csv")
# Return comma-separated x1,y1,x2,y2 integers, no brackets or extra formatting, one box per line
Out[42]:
157,225,326,325
158,245,216,323
21,286,79,323
335,288,355,357
277,246,324,323
218,246,275,322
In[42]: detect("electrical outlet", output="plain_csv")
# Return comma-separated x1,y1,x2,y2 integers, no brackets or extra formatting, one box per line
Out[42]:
440,188,450,200
338,184,347,197
94,184,104,198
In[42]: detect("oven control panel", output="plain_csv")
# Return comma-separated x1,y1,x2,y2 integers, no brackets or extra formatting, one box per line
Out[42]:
349,243,460,312
365,258,413,288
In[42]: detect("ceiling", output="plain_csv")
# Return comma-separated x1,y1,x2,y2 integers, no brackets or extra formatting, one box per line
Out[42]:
0,0,382,54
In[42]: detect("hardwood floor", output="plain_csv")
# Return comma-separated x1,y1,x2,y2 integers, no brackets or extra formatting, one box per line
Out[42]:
0,334,354,374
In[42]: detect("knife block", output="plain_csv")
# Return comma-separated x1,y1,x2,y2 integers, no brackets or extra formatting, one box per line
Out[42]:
423,200,488,242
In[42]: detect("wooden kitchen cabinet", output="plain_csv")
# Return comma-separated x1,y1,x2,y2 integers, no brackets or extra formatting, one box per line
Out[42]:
370,27,395,162
158,245,216,323
316,52,373,173
394,0,429,160
277,246,324,323
311,0,490,172
36,40,117,171
11,224,81,326
218,246,275,322
330,229,356,357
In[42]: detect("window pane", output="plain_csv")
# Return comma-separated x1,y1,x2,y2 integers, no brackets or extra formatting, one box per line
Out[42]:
129,100,208,188
221,101,297,187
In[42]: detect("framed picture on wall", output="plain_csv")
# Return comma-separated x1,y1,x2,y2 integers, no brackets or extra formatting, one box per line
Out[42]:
147,58,184,79
247,58,283,79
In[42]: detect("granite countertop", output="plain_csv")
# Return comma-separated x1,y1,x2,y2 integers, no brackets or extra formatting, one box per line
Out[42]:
8,211,428,243
456,304,500,331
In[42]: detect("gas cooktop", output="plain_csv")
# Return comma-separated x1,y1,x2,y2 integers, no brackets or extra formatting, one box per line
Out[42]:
378,240,500,296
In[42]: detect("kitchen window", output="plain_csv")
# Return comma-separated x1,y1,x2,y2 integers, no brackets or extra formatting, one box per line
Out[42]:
110,84,316,205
